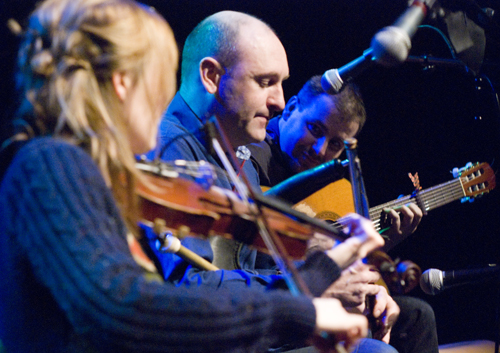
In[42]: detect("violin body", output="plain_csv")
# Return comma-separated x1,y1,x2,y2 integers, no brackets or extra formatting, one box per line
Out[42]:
135,161,362,353
137,170,326,260
138,172,253,239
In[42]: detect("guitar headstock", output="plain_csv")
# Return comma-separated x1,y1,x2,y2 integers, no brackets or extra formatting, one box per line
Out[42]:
453,162,496,201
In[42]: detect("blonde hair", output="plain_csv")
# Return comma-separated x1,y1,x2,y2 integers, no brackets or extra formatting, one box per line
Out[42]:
15,0,178,231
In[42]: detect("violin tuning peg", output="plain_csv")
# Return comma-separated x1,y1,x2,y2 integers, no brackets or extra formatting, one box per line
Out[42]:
153,218,167,235
176,225,191,240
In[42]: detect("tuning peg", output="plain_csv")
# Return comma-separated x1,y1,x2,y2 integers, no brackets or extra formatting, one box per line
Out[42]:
460,196,476,203
452,162,475,178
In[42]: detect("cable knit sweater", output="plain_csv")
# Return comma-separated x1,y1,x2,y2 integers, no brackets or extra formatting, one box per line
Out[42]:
0,137,330,352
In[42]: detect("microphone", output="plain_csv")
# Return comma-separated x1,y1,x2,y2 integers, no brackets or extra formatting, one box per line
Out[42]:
420,265,500,295
322,0,437,93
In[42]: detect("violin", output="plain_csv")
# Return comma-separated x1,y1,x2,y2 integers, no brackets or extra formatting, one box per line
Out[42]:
136,157,381,353
136,159,374,353
135,161,346,262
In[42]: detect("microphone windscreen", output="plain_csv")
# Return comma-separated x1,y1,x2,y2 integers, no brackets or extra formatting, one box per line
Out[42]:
321,69,342,94
420,268,443,295
371,27,411,66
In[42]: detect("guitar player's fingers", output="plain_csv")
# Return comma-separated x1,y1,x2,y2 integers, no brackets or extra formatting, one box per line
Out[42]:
384,203,421,236
384,208,402,235
398,203,423,235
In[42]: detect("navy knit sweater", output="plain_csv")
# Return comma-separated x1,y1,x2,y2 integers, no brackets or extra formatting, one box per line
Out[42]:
0,137,331,352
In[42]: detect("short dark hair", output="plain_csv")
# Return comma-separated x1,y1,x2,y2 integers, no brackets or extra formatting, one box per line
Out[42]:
296,75,367,133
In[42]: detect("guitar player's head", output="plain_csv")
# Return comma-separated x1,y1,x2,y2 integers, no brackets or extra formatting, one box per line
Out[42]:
278,76,366,173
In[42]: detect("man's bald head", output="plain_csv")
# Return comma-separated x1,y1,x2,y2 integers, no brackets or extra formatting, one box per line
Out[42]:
180,11,277,86
179,10,288,146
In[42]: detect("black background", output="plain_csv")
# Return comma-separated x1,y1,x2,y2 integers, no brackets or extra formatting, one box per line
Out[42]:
2,0,500,346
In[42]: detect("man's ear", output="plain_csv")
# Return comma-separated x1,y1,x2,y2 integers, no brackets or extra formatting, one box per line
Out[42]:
199,57,225,94
112,71,132,102
282,95,298,121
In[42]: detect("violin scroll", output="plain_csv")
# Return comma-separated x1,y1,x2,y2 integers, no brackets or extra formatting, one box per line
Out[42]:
366,250,422,295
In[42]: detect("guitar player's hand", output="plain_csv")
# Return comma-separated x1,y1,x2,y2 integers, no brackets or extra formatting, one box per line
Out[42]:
382,203,422,238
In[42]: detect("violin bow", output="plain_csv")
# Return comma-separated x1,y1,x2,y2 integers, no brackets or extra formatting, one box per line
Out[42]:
205,115,310,295
205,116,349,352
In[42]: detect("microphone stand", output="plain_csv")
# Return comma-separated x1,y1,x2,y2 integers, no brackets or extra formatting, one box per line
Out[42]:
344,138,385,336
405,55,468,70
344,138,370,219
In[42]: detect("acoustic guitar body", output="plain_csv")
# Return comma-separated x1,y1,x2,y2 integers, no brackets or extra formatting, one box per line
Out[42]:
294,178,354,222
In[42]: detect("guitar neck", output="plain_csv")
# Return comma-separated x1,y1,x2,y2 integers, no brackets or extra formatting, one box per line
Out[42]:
369,178,465,232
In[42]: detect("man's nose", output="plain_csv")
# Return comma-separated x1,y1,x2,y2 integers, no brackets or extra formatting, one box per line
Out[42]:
312,137,329,157
267,85,286,112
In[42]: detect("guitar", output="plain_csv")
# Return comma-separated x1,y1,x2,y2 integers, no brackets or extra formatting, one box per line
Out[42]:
293,162,495,294
295,162,496,250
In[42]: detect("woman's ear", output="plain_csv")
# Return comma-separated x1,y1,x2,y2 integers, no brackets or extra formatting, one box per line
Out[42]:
112,71,133,101
282,95,298,121
199,57,225,94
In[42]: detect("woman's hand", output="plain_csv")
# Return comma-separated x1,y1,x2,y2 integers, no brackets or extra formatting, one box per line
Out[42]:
325,213,384,269
312,297,368,352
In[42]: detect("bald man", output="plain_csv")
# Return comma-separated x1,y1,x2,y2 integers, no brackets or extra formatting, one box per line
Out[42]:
148,11,289,190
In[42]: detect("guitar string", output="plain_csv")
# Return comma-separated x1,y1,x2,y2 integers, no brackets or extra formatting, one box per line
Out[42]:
369,173,492,231
342,173,489,231
369,179,464,231
330,179,463,231
302,164,493,235
371,179,462,214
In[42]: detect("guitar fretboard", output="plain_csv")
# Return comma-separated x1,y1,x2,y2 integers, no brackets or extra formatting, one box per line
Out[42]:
370,178,464,232
320,162,493,249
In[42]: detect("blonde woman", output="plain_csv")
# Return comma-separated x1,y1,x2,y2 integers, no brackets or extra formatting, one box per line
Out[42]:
0,0,383,351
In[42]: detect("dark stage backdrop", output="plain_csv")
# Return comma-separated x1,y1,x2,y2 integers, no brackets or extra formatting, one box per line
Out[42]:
2,0,500,346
